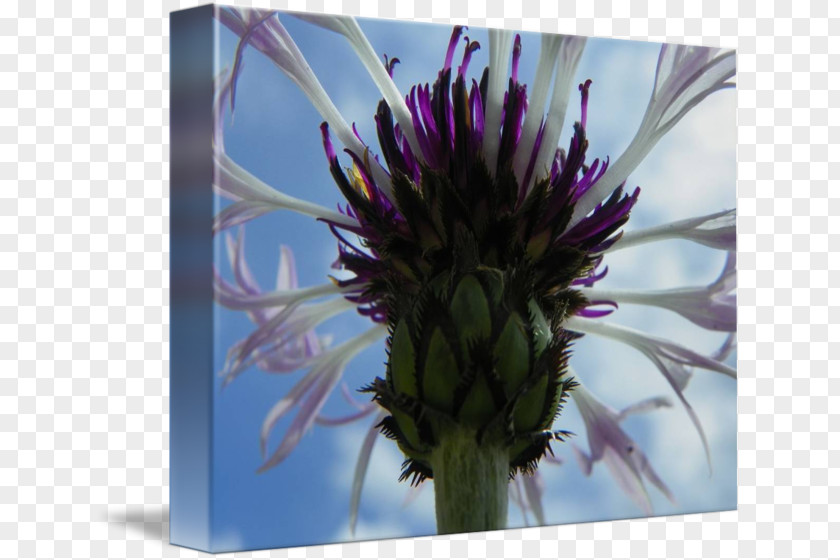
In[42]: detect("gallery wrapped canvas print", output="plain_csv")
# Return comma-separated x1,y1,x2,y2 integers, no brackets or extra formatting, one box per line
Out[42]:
170,4,736,553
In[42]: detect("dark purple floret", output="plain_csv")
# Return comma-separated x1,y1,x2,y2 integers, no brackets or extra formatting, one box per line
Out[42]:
316,32,639,322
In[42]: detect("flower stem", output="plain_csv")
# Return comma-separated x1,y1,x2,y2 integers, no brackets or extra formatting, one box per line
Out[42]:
430,427,509,534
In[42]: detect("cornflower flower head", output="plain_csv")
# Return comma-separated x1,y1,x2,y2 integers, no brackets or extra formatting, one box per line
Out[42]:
213,8,736,536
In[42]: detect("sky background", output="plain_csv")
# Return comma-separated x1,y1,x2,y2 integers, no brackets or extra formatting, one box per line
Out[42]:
210,11,736,552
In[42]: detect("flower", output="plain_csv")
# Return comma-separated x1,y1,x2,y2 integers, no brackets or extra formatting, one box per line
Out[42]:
580,251,737,331
568,381,675,515
605,208,736,252
212,8,736,534
214,227,383,470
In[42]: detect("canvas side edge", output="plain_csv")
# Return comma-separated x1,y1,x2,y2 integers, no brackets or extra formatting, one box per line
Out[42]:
169,4,215,553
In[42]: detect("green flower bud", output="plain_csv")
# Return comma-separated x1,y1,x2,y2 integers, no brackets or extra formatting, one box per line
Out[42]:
366,266,576,484
494,313,531,397
389,319,417,398
422,327,461,412
450,274,492,355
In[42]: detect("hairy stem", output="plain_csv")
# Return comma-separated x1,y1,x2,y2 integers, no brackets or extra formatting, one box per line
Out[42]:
430,427,509,534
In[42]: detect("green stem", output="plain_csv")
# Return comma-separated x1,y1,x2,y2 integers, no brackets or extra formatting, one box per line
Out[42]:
429,427,509,534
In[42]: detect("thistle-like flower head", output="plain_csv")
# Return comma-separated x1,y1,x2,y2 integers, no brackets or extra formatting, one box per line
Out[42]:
212,8,736,527
308,26,644,480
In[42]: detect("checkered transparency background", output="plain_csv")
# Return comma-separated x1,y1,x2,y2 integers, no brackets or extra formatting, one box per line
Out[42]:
0,0,835,558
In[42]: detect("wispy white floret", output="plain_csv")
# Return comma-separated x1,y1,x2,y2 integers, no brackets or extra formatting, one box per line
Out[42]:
258,325,387,473
212,66,360,231
222,296,357,386
570,381,674,514
215,231,331,376
292,13,424,163
215,232,346,312
349,411,388,535
527,36,586,191
565,316,736,471
216,8,395,197
512,34,563,184
214,155,360,232
583,252,736,331
571,44,735,226
511,472,546,526
482,28,515,173
314,383,377,426
607,208,735,252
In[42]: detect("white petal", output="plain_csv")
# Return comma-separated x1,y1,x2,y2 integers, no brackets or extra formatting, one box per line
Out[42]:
223,298,356,385
508,477,529,526
567,319,735,471
512,34,563,184
583,251,736,332
616,396,672,422
214,280,344,311
276,245,297,291
520,472,546,526
571,380,674,511
527,36,586,191
570,46,734,227
213,152,359,230
606,208,735,252
293,14,424,164
482,28,515,174
565,317,736,379
349,411,387,536
258,325,387,471
216,10,395,198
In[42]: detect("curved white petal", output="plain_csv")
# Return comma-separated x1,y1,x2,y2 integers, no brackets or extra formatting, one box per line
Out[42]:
520,472,546,526
223,298,357,386
567,317,735,472
213,152,359,230
570,381,674,513
258,325,387,472
293,14,424,164
583,252,736,332
216,8,395,198
349,411,388,536
215,278,344,311
570,45,735,227
566,317,736,380
607,208,735,252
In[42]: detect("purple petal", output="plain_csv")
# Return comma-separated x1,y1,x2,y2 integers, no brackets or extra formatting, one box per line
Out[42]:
601,446,653,514
258,364,341,472
639,348,711,472
572,385,674,513
443,26,465,71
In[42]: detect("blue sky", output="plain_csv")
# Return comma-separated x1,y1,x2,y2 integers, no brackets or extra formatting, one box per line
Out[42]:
210,11,736,551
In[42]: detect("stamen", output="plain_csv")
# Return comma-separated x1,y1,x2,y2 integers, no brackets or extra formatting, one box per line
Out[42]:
443,25,466,71
383,54,400,78
320,122,337,161
511,34,522,83
457,37,481,79
578,79,592,129
575,300,618,318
